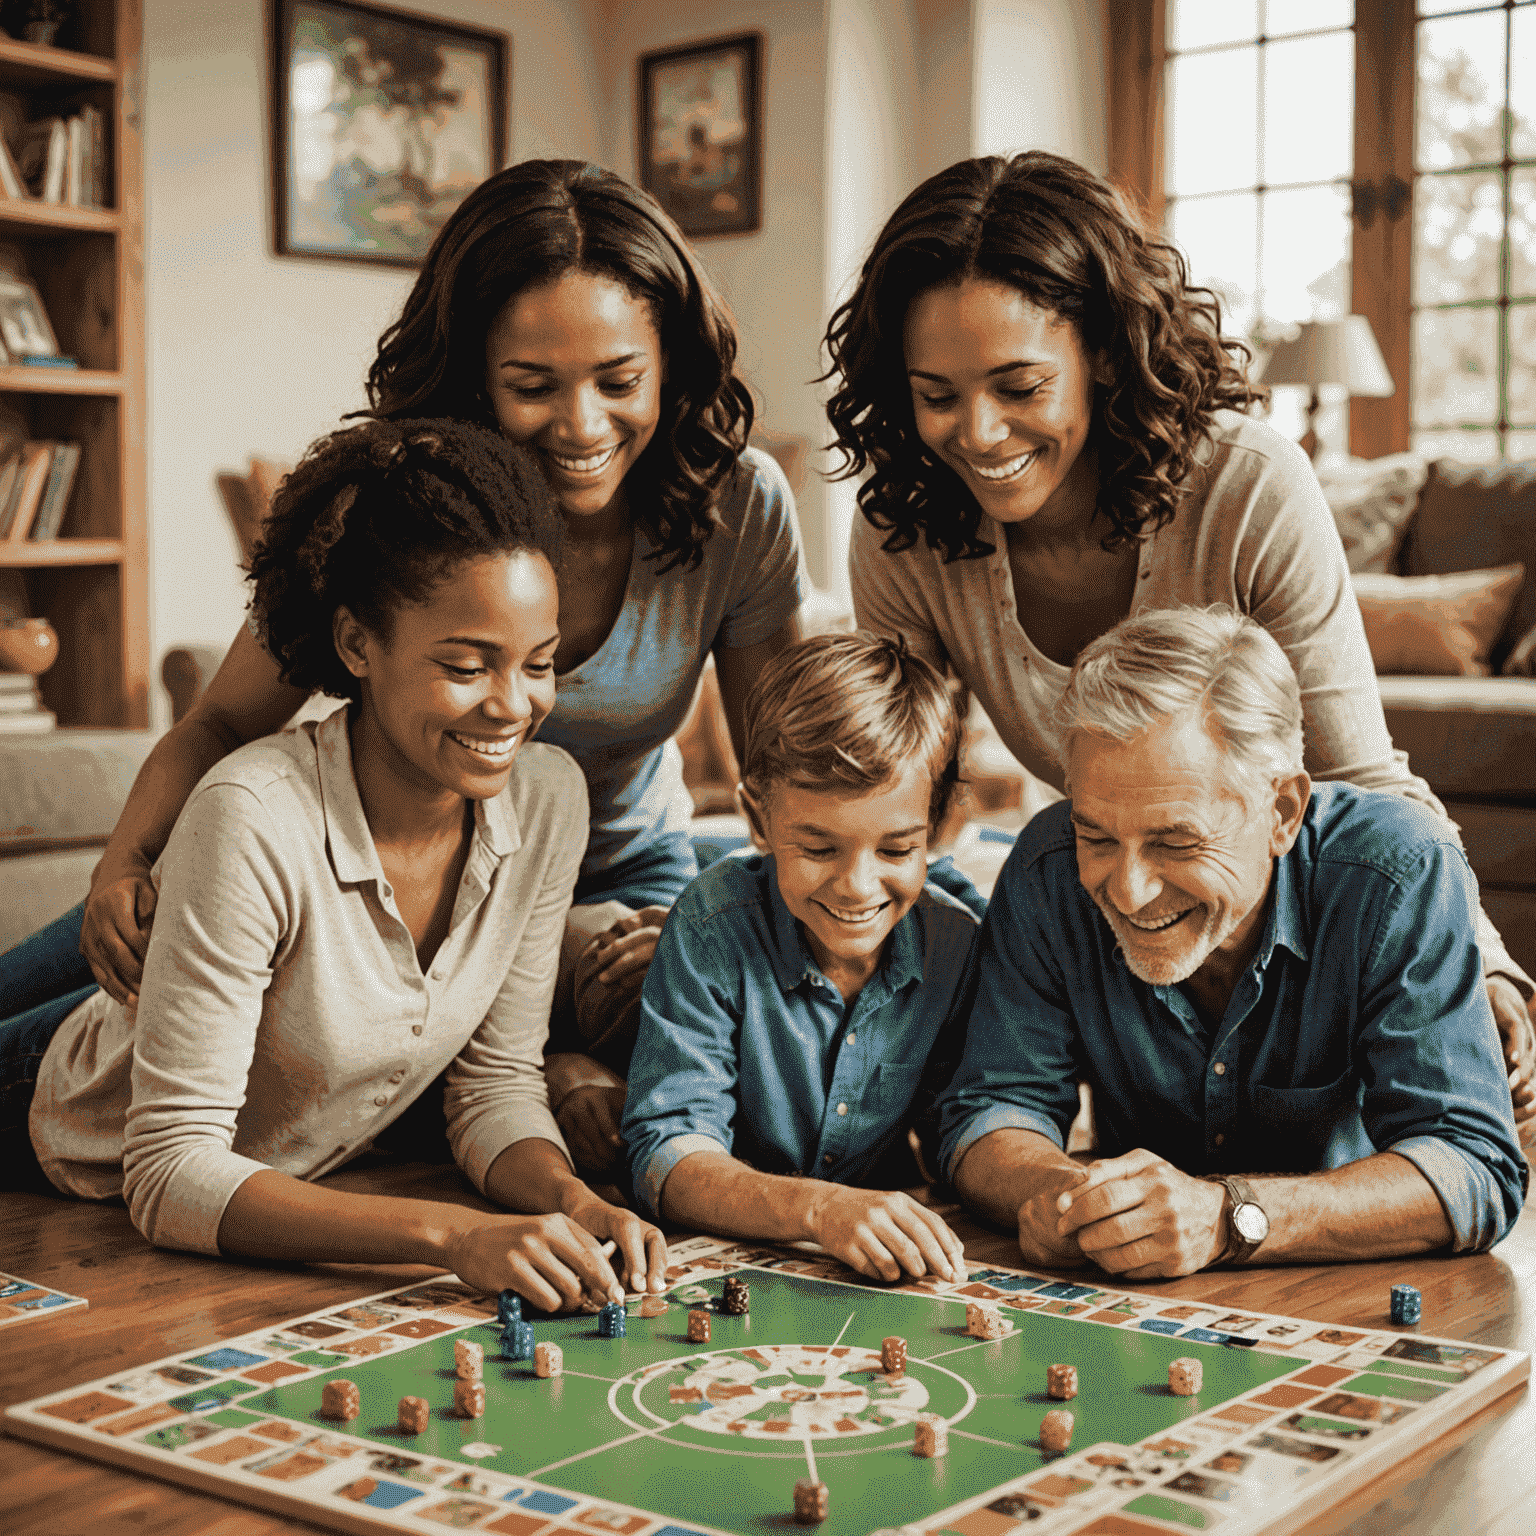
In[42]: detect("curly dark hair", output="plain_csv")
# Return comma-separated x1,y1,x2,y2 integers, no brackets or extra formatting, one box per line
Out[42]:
247,418,563,702
822,151,1265,563
361,159,753,573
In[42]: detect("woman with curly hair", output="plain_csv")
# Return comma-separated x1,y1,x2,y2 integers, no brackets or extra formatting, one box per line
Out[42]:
1,417,666,1303
7,161,807,1170
823,150,1534,1094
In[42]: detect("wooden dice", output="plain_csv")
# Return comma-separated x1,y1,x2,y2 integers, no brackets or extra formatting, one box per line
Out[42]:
1169,1357,1203,1396
455,1338,483,1380
793,1478,829,1524
965,1302,1008,1340
1040,1408,1074,1453
881,1336,907,1375
453,1379,485,1418
688,1309,711,1343
913,1413,948,1458
321,1379,359,1422
1046,1363,1078,1399
535,1342,563,1378
398,1395,429,1435
721,1277,750,1315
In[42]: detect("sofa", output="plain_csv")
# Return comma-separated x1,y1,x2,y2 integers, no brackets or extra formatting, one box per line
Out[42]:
1320,454,1536,979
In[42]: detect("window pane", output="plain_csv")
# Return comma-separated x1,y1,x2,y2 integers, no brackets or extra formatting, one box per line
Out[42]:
1261,183,1352,326
1412,306,1499,425
1167,47,1260,195
1411,427,1500,462
1416,10,1508,171
1263,31,1353,184
1170,192,1259,335
1168,0,1258,51
1513,5,1536,160
1414,170,1505,303
1263,0,1353,39
1509,304,1536,423
1513,168,1536,294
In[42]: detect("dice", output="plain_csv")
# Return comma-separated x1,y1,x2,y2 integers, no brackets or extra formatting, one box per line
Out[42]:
1046,1363,1078,1400
1168,1357,1203,1396
398,1395,429,1435
688,1309,711,1343
721,1277,750,1315
1390,1283,1422,1325
881,1336,908,1376
535,1341,563,1378
454,1339,483,1381
793,1478,829,1524
913,1413,948,1457
453,1379,485,1418
321,1379,359,1422
1039,1408,1074,1453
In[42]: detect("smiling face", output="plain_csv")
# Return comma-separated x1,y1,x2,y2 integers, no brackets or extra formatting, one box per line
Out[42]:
748,763,934,998
903,277,1102,529
1066,710,1304,989
336,549,560,806
483,271,663,520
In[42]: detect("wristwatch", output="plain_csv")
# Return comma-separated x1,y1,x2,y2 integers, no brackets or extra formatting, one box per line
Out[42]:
1209,1174,1269,1265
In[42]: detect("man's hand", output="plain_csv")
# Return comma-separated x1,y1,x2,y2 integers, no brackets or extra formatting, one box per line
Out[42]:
556,1084,627,1174
564,1195,669,1296
444,1212,630,1313
82,864,157,1007
1054,1149,1228,1279
1487,976,1536,1139
587,906,672,990
1016,1163,1092,1268
804,1187,966,1284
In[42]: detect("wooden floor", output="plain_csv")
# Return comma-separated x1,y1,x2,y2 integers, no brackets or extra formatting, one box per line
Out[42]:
1,1160,1532,1536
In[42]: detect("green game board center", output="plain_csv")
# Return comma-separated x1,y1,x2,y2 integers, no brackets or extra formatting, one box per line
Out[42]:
236,1271,1304,1536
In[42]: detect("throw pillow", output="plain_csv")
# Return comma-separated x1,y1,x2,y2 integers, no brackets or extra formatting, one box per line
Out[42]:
1315,452,1428,573
1351,564,1526,676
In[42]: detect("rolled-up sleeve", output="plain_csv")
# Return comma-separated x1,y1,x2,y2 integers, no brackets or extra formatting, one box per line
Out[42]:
621,916,743,1218
122,785,293,1254
936,837,1085,1182
1357,842,1528,1251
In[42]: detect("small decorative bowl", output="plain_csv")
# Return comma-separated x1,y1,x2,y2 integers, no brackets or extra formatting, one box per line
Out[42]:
0,617,59,676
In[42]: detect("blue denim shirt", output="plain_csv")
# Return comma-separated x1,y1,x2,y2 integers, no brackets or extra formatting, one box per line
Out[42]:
937,784,1527,1252
623,853,979,1219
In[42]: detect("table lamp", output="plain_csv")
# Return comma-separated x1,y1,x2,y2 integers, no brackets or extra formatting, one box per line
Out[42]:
1260,316,1394,459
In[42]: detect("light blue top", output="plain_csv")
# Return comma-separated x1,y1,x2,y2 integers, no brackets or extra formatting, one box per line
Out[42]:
537,448,809,879
937,784,1528,1253
621,851,980,1219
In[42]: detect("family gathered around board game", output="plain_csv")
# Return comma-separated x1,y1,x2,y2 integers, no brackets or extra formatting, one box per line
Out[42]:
3,153,1532,1339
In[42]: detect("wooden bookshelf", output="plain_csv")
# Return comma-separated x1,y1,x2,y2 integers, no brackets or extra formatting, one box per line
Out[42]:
0,0,145,728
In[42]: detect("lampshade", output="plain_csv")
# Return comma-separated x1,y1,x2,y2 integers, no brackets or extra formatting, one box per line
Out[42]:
1260,316,1395,397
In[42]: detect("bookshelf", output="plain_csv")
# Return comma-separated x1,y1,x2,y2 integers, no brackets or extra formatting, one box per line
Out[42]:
0,0,145,728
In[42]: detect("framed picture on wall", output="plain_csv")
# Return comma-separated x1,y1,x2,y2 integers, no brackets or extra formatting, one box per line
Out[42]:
269,0,508,267
638,32,762,239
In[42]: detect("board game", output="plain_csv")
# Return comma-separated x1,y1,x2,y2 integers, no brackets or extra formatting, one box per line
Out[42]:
0,1271,88,1330
4,1236,1526,1536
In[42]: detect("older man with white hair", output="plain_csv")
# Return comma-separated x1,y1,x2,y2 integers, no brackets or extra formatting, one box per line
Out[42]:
939,606,1526,1277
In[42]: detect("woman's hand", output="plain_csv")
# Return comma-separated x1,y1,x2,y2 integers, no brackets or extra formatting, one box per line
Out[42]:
557,1084,628,1173
444,1212,630,1313
82,861,157,1007
565,1194,669,1295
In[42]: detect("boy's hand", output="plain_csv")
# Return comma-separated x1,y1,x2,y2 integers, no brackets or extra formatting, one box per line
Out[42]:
805,1187,966,1284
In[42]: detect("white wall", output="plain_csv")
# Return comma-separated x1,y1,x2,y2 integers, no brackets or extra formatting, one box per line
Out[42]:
143,0,606,724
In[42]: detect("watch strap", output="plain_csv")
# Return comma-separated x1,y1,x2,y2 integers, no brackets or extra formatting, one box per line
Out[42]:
1205,1174,1264,1265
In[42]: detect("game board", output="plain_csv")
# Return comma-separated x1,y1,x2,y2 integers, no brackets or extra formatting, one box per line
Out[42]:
4,1236,1526,1536
0,1271,87,1330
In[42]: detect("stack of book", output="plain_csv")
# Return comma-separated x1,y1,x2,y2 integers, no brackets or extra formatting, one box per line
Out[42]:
0,441,80,542
1,106,105,207
0,668,54,734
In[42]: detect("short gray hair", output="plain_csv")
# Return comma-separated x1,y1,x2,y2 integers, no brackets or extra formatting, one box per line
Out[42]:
1055,606,1304,790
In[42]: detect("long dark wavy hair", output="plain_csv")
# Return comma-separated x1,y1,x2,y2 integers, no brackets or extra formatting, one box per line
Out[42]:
823,152,1265,562
363,160,753,572
248,418,562,702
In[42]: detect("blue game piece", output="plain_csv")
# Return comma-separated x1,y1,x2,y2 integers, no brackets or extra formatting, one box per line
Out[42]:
1390,1283,1421,1325
502,1320,535,1359
497,1289,522,1327
597,1302,626,1339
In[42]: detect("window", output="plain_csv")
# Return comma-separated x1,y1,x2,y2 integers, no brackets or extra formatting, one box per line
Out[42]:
1112,0,1536,458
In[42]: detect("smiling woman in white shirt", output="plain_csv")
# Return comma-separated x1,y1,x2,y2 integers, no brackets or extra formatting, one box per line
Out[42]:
0,417,664,1310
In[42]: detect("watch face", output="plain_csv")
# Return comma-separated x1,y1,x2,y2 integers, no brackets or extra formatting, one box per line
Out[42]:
1234,1202,1269,1243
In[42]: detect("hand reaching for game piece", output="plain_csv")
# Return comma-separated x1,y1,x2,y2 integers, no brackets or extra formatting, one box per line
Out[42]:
565,1194,669,1296
1053,1149,1227,1279
803,1186,966,1284
444,1212,644,1313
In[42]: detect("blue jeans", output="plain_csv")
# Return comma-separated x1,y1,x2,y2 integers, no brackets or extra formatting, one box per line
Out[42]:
0,901,94,1018
0,984,95,1193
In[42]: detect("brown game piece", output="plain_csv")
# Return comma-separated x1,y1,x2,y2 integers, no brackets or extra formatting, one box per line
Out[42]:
913,1413,948,1457
454,1338,483,1380
1169,1357,1203,1396
965,1302,1009,1340
688,1309,711,1343
881,1336,907,1375
1040,1408,1074,1452
321,1379,360,1422
535,1342,563,1378
1046,1363,1078,1400
793,1477,829,1524
639,1295,669,1317
398,1395,430,1435
453,1379,485,1418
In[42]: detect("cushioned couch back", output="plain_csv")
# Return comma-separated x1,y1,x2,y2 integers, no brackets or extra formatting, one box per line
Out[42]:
1399,459,1536,672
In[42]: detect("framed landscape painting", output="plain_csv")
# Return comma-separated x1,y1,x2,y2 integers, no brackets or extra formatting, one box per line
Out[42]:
638,32,762,239
270,0,507,267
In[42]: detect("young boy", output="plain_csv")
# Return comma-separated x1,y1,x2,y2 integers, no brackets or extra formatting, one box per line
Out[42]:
621,633,977,1283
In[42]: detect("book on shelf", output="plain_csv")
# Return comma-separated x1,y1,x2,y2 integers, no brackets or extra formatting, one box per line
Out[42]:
15,117,66,204
30,440,79,540
6,107,105,208
0,134,22,201
0,441,54,542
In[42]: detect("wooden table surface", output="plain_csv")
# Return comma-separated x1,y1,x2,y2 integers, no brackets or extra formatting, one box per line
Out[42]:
2,1163,1531,1536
